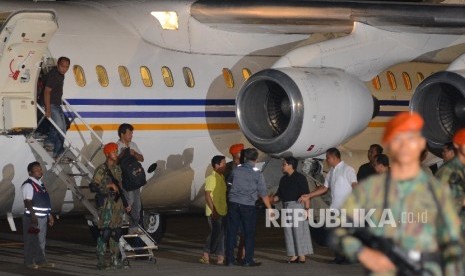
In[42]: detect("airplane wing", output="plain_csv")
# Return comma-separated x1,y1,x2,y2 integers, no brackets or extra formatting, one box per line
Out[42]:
191,0,465,34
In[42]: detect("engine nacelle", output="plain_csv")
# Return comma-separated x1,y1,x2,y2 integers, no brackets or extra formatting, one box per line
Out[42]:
236,68,375,158
410,70,465,154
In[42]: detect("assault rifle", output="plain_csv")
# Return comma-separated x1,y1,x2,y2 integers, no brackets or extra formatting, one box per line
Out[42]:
347,227,436,276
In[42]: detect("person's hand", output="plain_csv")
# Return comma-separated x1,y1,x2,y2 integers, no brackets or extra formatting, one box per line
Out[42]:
298,194,310,203
270,195,278,205
130,149,136,156
45,109,51,118
358,247,395,273
108,183,119,193
125,206,132,213
31,214,38,226
266,208,277,220
211,209,219,220
48,214,55,227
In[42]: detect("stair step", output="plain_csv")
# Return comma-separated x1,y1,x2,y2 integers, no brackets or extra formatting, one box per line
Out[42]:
67,173,88,177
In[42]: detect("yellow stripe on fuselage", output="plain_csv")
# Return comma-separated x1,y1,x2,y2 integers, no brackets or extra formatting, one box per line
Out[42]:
69,123,240,131
368,122,388,128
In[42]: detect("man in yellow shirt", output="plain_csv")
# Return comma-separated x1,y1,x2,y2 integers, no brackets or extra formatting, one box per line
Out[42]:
200,155,227,265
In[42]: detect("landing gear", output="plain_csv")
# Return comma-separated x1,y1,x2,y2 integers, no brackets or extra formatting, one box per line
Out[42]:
142,212,166,243
122,258,130,267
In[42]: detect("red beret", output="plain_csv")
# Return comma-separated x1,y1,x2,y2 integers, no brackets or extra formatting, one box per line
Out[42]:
382,112,424,144
103,142,118,155
229,143,244,155
453,128,465,146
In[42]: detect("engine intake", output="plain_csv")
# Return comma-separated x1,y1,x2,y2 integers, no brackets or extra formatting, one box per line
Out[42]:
236,68,374,158
410,71,465,152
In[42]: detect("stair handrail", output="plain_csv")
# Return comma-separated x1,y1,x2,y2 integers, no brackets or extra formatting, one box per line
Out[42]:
62,98,104,145
36,104,96,170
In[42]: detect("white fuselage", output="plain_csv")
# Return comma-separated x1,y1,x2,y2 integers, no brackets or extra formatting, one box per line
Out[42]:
0,0,456,218
0,0,308,216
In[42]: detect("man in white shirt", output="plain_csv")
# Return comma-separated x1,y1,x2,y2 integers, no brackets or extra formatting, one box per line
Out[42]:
299,148,357,264
117,123,144,234
300,148,357,209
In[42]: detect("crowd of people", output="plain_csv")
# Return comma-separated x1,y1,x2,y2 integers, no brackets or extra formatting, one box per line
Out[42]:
20,107,465,273
197,112,465,275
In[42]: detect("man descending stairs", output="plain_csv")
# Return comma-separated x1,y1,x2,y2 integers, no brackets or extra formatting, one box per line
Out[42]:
26,99,102,223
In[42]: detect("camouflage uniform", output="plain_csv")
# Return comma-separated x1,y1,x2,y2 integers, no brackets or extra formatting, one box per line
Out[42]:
335,170,463,275
435,157,465,236
92,163,125,269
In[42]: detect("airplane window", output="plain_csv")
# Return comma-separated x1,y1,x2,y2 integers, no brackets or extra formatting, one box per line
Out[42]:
372,75,381,90
402,72,412,91
222,68,234,88
183,67,195,88
73,65,86,87
386,71,397,91
118,66,131,87
140,66,153,87
161,66,174,87
96,65,109,87
417,72,424,83
242,68,252,80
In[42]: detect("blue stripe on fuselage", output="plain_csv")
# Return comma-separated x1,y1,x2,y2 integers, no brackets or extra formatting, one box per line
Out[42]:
67,98,409,107
64,99,408,118
378,100,409,106
66,99,236,106
65,111,236,118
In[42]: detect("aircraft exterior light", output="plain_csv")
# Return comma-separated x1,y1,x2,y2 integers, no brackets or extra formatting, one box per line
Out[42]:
151,11,179,30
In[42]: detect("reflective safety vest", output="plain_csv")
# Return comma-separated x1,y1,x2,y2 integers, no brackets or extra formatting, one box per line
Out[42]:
22,179,51,217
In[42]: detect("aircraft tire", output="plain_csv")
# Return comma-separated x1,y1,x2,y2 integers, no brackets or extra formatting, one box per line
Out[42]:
142,211,166,243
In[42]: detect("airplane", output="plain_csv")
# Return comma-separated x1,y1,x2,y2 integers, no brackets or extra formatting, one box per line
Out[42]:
0,0,464,241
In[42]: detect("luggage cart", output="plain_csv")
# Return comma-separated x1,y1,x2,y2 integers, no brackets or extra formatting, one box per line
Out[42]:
119,225,158,267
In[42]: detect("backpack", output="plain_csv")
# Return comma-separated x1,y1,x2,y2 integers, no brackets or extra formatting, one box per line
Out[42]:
119,148,146,191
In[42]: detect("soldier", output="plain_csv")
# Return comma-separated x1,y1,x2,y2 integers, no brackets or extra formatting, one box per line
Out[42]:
224,143,244,182
334,112,463,275
436,128,465,237
91,142,130,270
223,143,246,261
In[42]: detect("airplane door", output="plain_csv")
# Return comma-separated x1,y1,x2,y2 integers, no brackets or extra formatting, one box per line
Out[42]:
0,11,57,134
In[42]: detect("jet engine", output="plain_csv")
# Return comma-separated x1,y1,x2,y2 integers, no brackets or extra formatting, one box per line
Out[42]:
236,68,376,158
410,70,465,154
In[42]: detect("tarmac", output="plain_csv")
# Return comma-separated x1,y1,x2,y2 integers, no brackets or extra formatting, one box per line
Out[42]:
0,213,364,276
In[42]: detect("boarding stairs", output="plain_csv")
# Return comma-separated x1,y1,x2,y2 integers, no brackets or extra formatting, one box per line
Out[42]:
26,99,103,222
